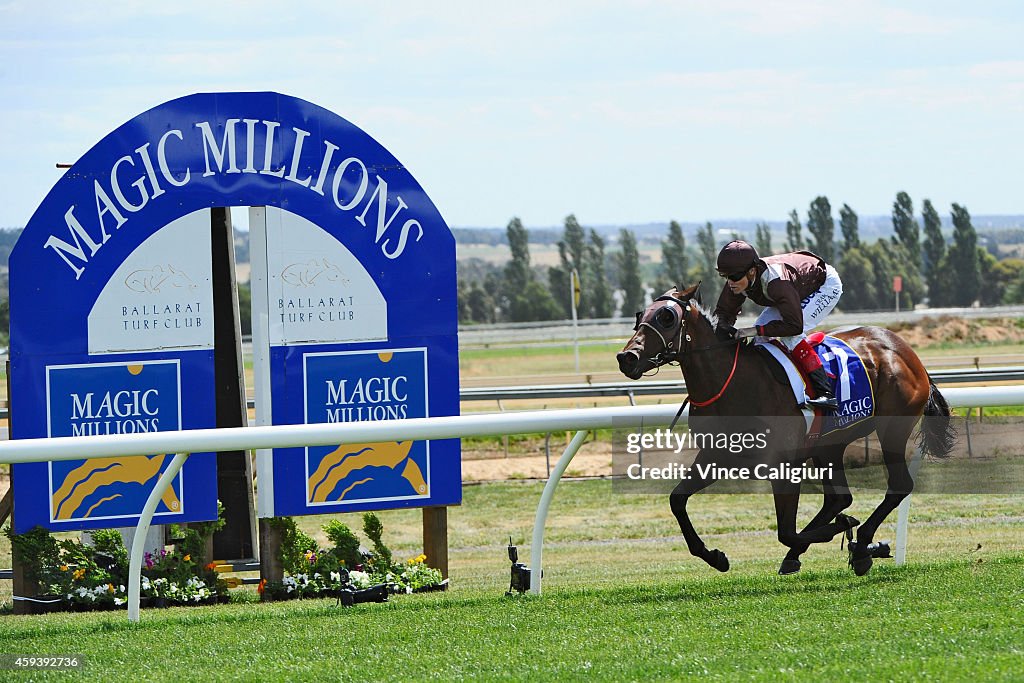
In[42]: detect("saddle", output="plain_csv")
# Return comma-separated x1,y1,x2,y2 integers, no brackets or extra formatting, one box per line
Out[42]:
755,332,875,440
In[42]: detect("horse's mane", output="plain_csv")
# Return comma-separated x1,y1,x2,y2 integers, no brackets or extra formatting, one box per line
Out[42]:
693,300,719,331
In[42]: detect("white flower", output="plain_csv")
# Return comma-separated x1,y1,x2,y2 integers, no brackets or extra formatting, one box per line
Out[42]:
330,571,341,583
349,570,372,589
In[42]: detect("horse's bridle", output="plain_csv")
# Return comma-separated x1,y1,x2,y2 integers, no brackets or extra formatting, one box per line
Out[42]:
633,293,743,418
632,294,690,367
634,293,739,368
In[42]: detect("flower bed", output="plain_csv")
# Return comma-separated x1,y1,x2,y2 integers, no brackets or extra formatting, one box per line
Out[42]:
5,506,231,614
4,509,445,613
258,514,445,602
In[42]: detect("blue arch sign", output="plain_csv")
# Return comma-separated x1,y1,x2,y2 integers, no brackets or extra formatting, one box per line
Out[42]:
10,92,461,532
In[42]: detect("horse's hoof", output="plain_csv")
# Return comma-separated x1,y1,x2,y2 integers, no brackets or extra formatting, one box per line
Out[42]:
848,541,874,576
778,558,802,575
850,555,873,576
707,548,730,572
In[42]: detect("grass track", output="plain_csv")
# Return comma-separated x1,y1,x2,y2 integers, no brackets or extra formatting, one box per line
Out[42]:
0,558,1021,681
3,479,1023,680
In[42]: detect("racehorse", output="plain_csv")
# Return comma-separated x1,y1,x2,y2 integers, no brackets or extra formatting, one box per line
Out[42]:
616,284,955,575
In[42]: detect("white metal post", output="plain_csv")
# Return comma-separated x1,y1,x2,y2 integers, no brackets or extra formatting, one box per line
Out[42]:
894,445,925,565
570,269,580,374
530,429,589,595
127,452,190,622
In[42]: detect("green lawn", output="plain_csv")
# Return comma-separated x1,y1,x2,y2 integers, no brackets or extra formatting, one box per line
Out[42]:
3,479,1022,681
0,557,1022,682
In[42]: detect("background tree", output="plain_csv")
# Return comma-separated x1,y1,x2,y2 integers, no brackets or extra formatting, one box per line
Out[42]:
657,220,689,291
892,191,922,268
548,214,587,317
618,228,645,315
839,203,859,253
504,217,531,294
514,281,563,321
754,222,773,256
784,209,804,252
457,279,472,323
236,282,252,335
921,199,946,305
1004,262,1024,304
941,203,981,306
835,246,877,310
806,195,835,262
494,217,559,321
986,258,1024,304
466,281,495,323
695,221,719,290
585,229,613,318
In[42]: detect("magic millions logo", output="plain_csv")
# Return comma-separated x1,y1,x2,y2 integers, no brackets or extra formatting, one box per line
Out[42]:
303,349,429,505
46,361,183,523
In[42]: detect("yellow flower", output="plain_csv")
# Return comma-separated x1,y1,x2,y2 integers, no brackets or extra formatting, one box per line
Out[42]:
60,565,69,572
183,554,191,562
73,568,86,580
107,583,115,593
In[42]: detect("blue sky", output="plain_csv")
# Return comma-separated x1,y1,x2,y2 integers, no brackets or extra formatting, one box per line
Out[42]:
2,1,1022,230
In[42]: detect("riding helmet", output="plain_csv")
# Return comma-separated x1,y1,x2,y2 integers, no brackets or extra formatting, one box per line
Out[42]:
716,240,760,276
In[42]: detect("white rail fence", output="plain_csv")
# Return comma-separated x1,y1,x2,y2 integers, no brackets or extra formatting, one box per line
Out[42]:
2,385,1022,622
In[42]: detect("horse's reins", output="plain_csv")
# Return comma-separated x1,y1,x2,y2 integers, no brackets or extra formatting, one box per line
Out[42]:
639,294,742,429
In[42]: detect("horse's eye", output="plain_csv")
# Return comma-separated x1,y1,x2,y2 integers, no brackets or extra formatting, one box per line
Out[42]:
633,311,642,331
655,308,676,328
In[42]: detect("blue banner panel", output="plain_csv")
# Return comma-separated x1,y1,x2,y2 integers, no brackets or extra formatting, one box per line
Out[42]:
12,360,217,532
268,344,461,517
304,348,429,506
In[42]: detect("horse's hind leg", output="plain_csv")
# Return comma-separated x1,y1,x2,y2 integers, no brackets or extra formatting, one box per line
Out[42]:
779,448,854,575
850,419,917,576
668,449,729,572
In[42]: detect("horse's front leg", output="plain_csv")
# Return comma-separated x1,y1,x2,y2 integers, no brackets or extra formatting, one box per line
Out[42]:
668,449,729,572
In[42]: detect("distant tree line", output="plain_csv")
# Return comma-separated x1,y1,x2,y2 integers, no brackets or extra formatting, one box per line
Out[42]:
457,193,1024,324
1,202,1023,338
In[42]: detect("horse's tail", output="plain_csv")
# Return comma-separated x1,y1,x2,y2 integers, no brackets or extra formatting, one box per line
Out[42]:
917,377,956,459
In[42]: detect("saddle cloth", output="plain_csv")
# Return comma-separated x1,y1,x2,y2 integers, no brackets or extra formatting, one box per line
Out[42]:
755,333,875,440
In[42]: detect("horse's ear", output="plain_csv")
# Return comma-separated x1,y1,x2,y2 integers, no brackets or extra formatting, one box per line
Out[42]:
677,282,701,301
695,280,703,306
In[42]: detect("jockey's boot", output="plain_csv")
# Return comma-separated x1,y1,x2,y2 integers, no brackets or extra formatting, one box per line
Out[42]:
792,338,839,411
805,366,838,410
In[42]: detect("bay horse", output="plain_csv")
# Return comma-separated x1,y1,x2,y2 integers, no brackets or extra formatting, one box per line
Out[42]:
616,284,955,575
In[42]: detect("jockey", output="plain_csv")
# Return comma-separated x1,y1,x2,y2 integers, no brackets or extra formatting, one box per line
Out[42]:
713,240,843,410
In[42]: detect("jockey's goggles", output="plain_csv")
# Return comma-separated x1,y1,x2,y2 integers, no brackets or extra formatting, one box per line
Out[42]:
719,270,749,282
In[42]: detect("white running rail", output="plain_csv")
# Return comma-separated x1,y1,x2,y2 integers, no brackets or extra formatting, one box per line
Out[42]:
1,385,1022,620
